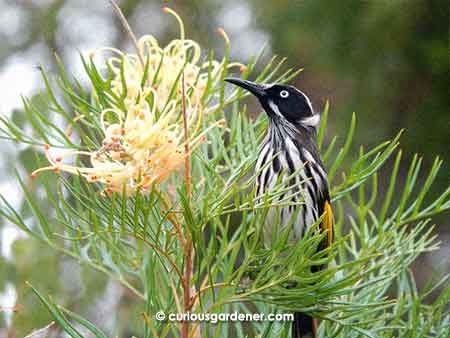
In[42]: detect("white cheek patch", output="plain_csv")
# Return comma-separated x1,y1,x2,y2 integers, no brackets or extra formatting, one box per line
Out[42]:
268,100,284,118
301,114,320,127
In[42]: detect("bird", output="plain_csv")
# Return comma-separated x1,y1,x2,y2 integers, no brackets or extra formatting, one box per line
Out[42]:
225,78,333,338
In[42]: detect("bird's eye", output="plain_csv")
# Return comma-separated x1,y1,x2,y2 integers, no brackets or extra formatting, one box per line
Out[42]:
280,90,289,98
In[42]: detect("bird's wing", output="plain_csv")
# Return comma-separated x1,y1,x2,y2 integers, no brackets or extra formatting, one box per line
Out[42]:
321,200,334,248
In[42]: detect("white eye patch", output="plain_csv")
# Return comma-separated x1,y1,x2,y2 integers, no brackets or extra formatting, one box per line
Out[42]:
301,114,320,127
280,90,289,98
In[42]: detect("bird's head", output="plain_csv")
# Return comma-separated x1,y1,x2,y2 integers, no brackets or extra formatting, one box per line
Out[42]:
225,78,319,128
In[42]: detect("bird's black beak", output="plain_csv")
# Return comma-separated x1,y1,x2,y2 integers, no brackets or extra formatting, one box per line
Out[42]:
224,77,266,97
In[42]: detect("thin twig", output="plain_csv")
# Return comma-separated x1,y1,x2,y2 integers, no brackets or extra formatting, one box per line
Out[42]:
169,276,183,314
135,233,184,280
190,282,229,307
109,0,145,67
142,313,159,338
160,195,186,246
182,246,194,338
182,72,192,201
181,71,194,338
47,240,145,299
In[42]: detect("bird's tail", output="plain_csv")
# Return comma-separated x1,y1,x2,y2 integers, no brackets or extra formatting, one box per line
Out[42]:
292,312,316,338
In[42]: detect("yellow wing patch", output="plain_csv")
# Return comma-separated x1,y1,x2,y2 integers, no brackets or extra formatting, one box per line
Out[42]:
322,201,334,248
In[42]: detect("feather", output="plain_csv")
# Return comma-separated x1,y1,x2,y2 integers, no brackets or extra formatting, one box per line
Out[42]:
322,200,334,248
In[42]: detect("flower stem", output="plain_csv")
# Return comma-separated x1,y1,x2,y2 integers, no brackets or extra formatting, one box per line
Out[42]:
109,0,145,68
182,73,192,201
181,72,194,338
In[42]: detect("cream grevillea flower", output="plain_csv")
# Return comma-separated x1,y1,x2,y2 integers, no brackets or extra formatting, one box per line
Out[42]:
31,9,242,194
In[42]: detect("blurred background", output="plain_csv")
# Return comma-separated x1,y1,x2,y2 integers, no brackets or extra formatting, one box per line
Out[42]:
0,0,448,337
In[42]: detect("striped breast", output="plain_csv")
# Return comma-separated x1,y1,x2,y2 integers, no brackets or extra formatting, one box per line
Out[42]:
255,123,329,246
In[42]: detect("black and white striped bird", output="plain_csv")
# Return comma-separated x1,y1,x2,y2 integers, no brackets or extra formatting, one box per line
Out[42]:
225,78,333,338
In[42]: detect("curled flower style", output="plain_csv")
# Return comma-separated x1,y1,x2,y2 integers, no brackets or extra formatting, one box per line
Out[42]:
31,9,241,194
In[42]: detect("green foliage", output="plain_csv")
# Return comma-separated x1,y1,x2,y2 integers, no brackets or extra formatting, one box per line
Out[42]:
0,31,449,338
